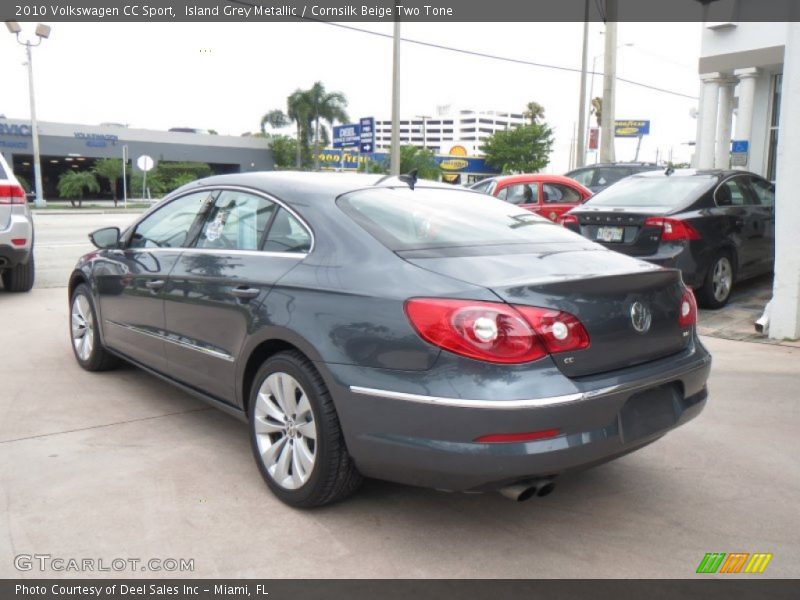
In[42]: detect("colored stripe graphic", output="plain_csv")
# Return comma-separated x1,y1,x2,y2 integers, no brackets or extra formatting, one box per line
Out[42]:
697,553,726,574
719,553,749,573
744,553,773,574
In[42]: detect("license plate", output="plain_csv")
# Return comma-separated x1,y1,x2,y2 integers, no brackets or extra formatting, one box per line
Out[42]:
597,226,624,242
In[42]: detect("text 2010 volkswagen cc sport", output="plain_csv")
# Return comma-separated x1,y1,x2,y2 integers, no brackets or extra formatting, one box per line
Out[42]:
68,172,711,507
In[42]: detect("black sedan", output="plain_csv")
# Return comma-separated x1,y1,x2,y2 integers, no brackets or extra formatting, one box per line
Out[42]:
69,172,710,507
560,169,775,308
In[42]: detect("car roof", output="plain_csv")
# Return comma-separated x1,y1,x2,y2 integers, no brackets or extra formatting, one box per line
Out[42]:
631,168,750,180
176,170,462,203
490,173,585,186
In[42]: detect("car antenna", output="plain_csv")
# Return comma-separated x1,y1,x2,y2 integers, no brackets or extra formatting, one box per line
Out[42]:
398,169,418,190
375,169,418,190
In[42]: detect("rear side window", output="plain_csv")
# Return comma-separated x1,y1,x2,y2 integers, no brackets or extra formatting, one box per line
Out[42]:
338,187,579,252
716,177,756,206
543,183,582,204
263,208,312,253
196,190,276,250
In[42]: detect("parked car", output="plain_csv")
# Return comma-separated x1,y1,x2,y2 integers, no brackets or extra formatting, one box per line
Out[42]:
470,174,592,221
565,162,660,193
559,169,775,308
0,153,35,292
69,172,710,507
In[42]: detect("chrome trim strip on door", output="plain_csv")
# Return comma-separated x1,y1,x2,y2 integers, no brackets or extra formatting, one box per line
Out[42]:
105,320,235,362
138,247,307,259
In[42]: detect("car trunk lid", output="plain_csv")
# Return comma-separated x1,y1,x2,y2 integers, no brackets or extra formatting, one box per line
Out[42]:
401,244,690,377
570,207,672,256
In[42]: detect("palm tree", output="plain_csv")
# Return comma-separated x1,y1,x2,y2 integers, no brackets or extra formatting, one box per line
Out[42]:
58,170,100,208
92,158,123,206
260,109,289,134
287,90,313,168
523,101,546,125
306,82,349,170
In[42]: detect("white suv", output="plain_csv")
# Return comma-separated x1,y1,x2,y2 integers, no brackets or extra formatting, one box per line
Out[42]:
0,153,34,292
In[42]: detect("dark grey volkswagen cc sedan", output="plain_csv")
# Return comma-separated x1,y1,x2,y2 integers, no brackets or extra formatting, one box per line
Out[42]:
68,172,711,507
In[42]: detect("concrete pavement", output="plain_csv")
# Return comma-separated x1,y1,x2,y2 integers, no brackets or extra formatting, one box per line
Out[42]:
0,286,798,578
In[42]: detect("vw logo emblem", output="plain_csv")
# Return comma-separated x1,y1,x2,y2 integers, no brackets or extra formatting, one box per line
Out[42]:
630,301,652,333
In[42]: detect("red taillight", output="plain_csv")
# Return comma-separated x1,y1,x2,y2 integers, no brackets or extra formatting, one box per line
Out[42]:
515,306,591,354
558,214,579,227
0,184,26,205
679,287,698,328
11,238,27,247
475,428,561,444
644,217,701,241
404,298,590,364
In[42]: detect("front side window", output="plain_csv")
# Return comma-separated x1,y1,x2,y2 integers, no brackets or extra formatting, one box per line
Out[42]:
196,190,276,250
543,183,582,204
129,191,210,248
500,183,537,205
749,177,775,207
263,208,312,253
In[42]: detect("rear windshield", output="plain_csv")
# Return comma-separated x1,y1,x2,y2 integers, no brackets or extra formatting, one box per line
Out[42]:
337,187,581,251
586,175,716,207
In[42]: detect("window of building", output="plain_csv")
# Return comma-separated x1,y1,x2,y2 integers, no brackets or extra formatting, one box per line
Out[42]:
766,73,781,182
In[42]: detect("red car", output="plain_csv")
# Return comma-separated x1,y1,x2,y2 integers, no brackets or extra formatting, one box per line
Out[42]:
470,174,592,221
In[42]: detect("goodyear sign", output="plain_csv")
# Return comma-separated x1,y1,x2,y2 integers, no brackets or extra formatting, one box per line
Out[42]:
614,120,650,137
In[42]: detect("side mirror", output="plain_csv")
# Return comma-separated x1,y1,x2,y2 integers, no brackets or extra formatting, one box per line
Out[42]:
89,227,121,249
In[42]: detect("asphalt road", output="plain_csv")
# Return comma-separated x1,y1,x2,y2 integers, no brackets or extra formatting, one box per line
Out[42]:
0,213,797,578
31,211,141,289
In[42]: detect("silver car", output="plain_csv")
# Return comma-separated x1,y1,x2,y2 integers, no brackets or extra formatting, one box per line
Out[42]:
0,153,35,292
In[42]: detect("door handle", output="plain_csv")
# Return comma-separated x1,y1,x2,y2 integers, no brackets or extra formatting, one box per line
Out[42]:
145,279,165,290
230,286,260,300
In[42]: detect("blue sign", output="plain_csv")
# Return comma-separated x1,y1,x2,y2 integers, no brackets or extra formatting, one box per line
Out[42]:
314,149,501,176
0,123,32,137
333,124,360,149
359,117,375,153
614,120,651,137
731,140,749,153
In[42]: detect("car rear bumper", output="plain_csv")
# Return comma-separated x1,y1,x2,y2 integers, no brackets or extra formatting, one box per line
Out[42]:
0,210,33,268
322,339,711,492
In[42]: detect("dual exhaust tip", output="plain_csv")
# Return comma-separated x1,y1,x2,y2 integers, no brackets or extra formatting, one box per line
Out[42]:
499,478,556,502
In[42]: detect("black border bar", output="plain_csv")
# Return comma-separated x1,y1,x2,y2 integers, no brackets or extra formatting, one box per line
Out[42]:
3,0,800,23
2,580,799,600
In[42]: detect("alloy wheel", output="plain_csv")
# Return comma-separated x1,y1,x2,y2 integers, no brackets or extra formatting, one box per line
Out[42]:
254,372,317,490
71,294,94,362
712,257,733,303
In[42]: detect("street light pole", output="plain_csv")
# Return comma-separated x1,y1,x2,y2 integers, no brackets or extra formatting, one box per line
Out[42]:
575,0,590,169
600,5,618,163
7,22,50,208
390,19,401,176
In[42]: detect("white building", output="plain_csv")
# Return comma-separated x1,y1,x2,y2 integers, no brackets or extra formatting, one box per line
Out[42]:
374,105,527,155
694,15,800,339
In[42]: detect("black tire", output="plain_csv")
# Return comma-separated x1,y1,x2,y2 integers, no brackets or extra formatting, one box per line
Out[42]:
2,254,35,292
697,252,735,309
248,350,362,508
69,283,120,371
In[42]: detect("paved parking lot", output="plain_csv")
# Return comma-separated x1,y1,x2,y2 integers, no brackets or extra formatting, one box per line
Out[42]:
0,213,798,578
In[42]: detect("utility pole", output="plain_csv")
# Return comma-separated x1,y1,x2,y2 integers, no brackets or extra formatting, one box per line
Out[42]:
575,0,590,168
390,19,401,176
600,0,618,163
7,22,50,208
